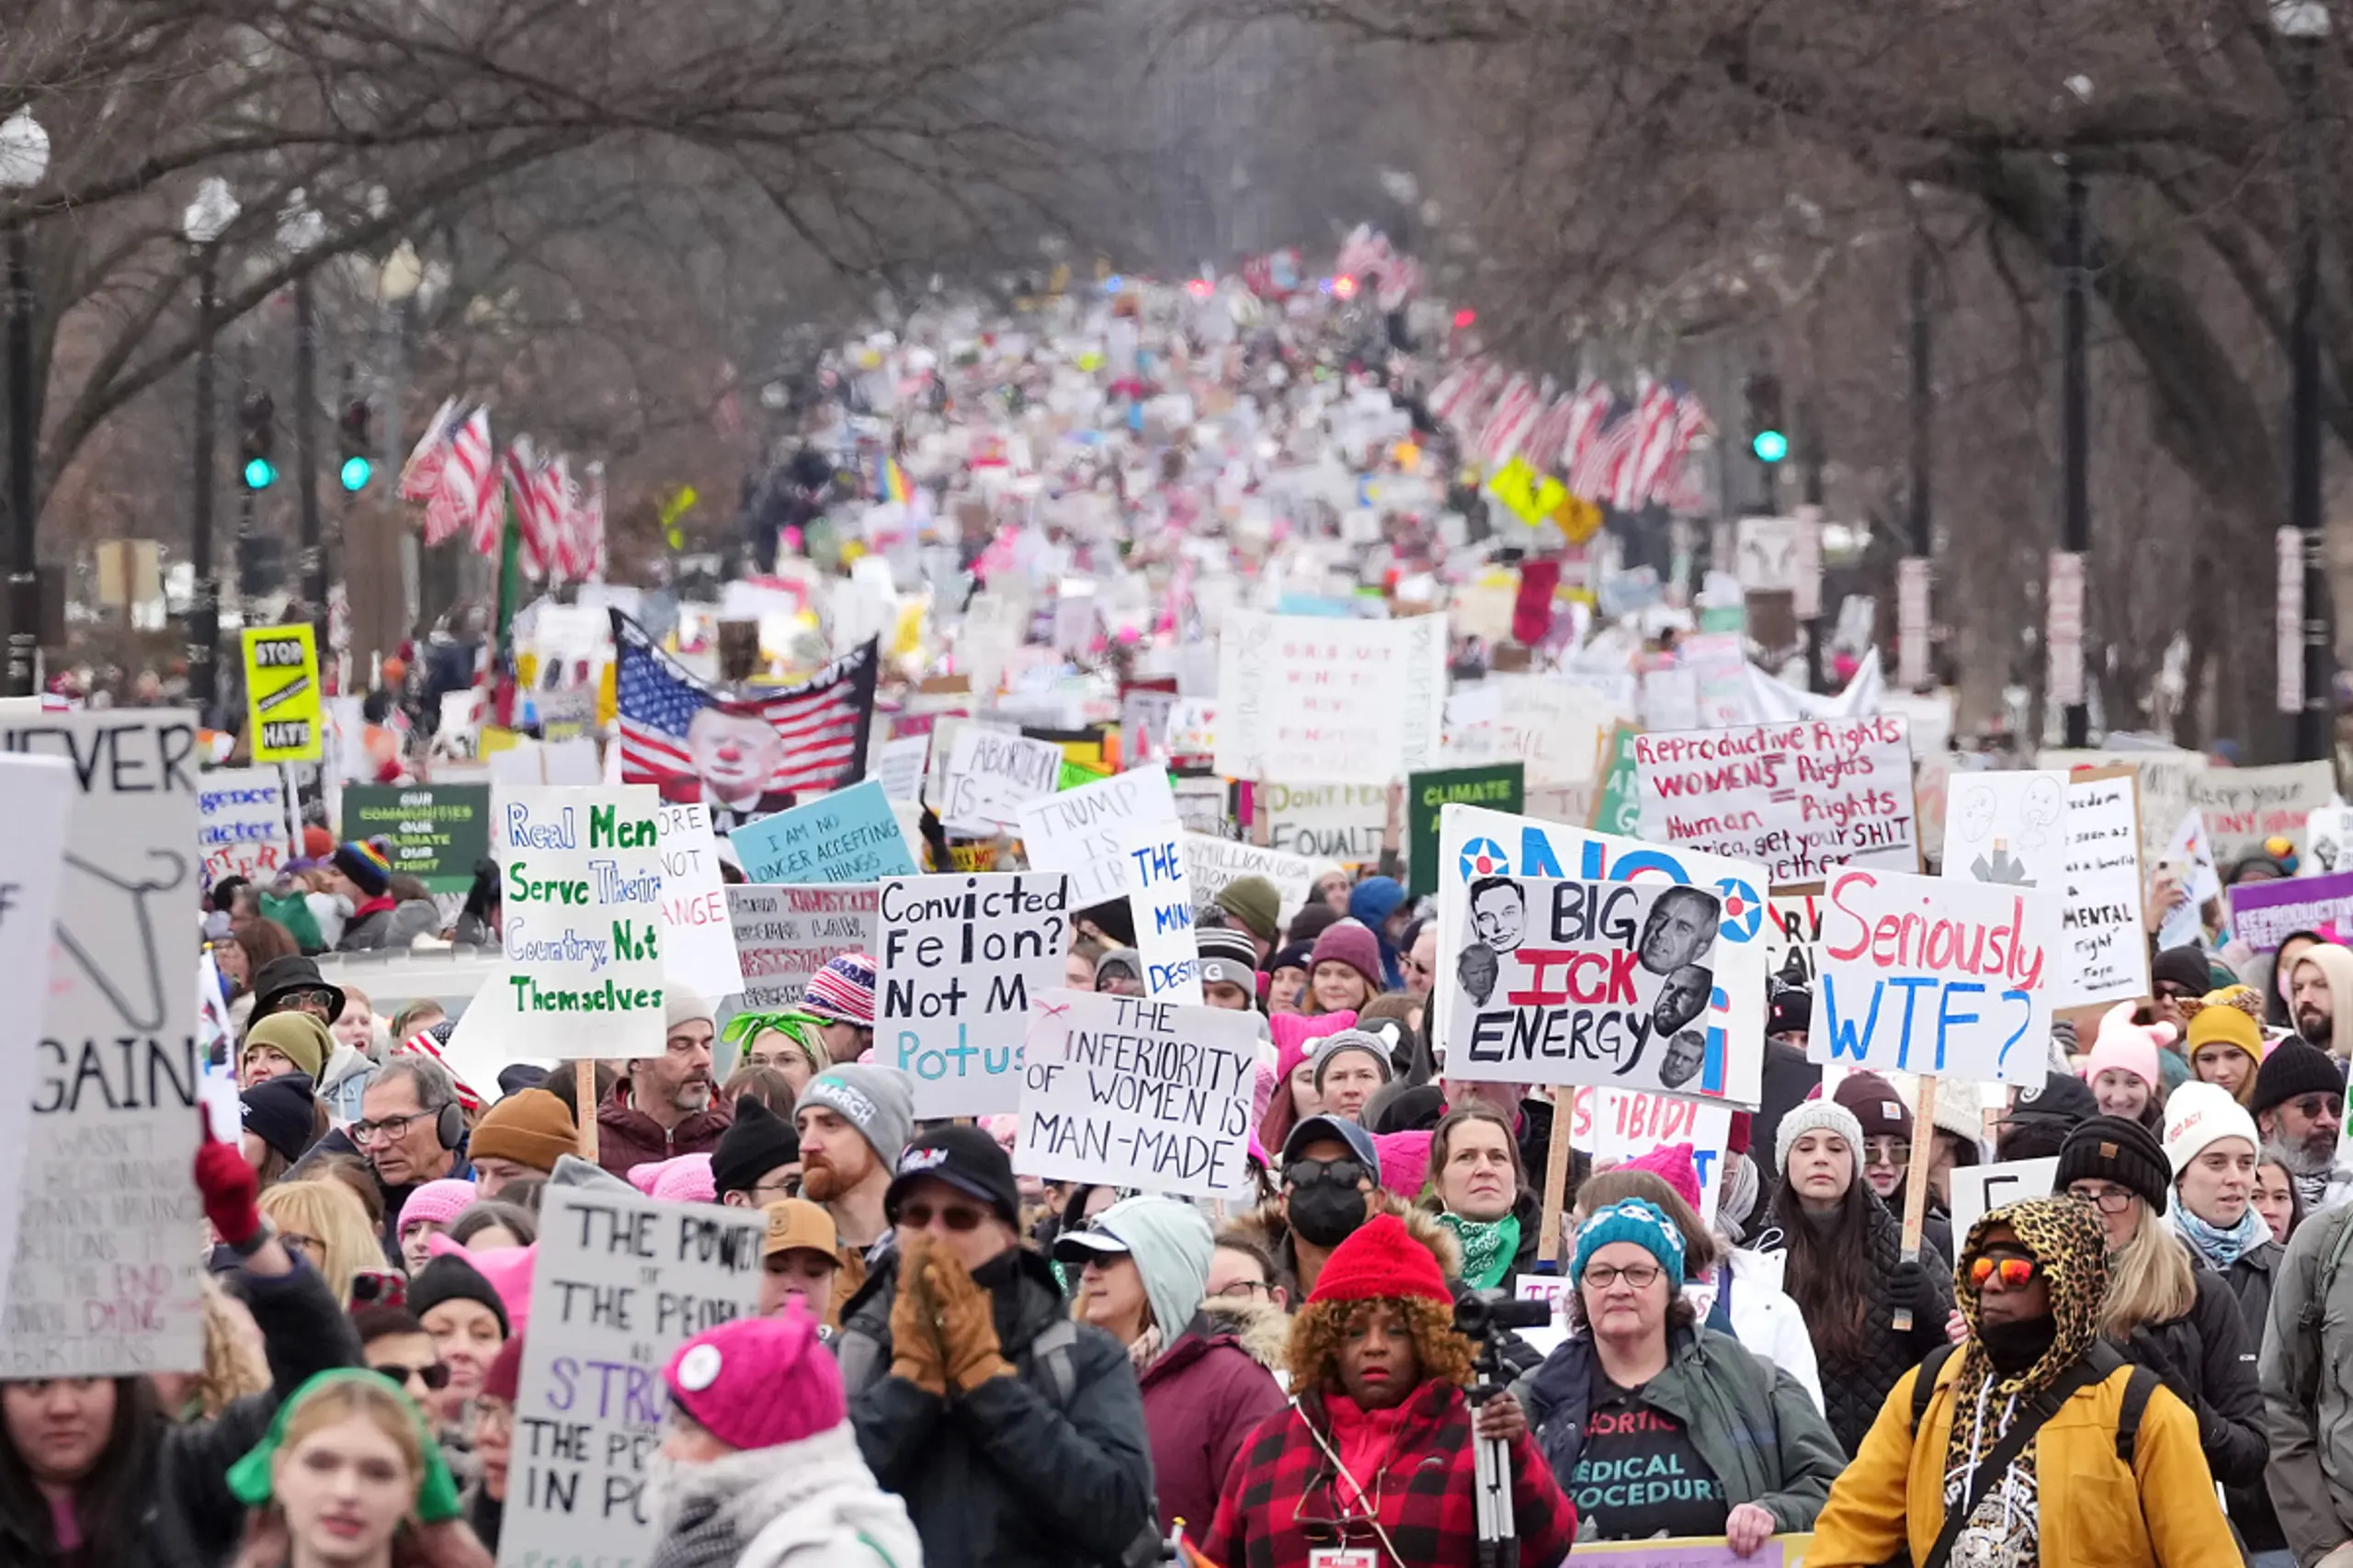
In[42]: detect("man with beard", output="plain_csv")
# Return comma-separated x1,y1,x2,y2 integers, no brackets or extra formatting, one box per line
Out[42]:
2290,943,2353,1059
595,992,735,1176
2252,1039,2353,1213
795,1064,915,1308
1652,962,1712,1037
1639,886,1721,976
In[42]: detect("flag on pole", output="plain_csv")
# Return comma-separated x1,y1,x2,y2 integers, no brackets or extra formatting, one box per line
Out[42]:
398,396,465,505
426,406,497,551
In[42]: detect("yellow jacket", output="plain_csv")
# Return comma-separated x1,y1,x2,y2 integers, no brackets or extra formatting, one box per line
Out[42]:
1804,1349,2242,1567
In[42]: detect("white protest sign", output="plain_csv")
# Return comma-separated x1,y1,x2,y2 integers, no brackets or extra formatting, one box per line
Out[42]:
2057,771,2149,1010
1442,675,1616,787
502,1186,764,1568
871,733,930,803
940,726,1064,835
1436,803,1770,1108
0,759,71,1331
5,714,201,1376
1734,515,1824,617
656,802,742,999
1639,665,1701,734
494,785,667,1057
2191,760,2335,865
2305,805,2353,877
197,766,293,888
1439,874,1727,1098
1566,1087,1732,1233
1810,866,2059,1087
726,885,880,1010
1634,718,1917,884
877,872,1070,1117
1941,771,2070,890
1120,687,1178,764
2157,808,2217,950
1948,1158,2059,1242
1214,610,1445,785
1183,834,1316,930
1013,989,1256,1199
1017,766,1179,907
1122,821,1203,1005
1261,781,1388,861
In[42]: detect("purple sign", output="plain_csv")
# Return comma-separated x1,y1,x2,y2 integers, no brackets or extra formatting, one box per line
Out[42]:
2228,870,2353,953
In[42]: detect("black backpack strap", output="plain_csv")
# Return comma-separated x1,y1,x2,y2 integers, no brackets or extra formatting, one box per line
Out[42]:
2114,1362,2159,1467
1909,1342,1959,1434
1917,1349,2109,1568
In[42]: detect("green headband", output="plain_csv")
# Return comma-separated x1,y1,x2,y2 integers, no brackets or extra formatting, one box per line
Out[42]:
226,1369,464,1523
720,1010,825,1051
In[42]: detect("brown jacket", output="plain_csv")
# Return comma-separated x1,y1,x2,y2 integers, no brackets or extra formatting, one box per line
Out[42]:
593,1078,732,1176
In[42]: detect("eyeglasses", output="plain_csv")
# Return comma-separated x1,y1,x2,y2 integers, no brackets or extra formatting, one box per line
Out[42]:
374,1361,451,1391
1213,1279,1272,1299
278,1232,323,1257
751,1173,801,1200
897,1200,987,1232
2154,983,2197,1002
474,1400,512,1435
1284,1157,1367,1190
1581,1262,1663,1290
2067,1184,2138,1215
2289,1094,2345,1121
1970,1256,2041,1290
1861,1139,1910,1167
350,1110,433,1145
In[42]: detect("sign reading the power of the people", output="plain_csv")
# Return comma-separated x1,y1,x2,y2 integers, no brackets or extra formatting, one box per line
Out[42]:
1633,718,1915,884
240,624,324,762
494,786,667,1056
877,872,1069,1118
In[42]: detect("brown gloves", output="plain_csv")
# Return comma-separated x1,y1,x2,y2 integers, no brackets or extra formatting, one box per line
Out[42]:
926,1249,1016,1393
889,1235,949,1395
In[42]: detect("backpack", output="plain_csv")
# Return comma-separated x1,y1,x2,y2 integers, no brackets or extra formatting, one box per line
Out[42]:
1907,1337,2159,1465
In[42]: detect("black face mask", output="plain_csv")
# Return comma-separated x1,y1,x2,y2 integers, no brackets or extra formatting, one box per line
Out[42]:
1977,1312,2059,1375
1288,1181,1369,1247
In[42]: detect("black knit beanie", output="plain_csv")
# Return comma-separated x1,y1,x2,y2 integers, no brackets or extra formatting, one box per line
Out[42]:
710,1096,801,1199
2054,1114,2172,1215
406,1255,510,1336
2252,1039,2346,1117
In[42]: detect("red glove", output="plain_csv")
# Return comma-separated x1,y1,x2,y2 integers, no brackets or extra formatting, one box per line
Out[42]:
195,1138,263,1248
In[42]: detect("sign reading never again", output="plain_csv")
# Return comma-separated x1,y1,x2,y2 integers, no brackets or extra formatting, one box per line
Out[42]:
240,624,324,762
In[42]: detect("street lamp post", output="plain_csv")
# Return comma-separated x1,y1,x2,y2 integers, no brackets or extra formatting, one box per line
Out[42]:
279,195,327,631
184,176,239,710
2277,0,2332,761
2059,152,2091,747
0,110,50,698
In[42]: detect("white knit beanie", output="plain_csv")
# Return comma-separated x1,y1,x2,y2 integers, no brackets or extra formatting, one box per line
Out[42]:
2162,1081,2263,1176
1776,1097,1866,1173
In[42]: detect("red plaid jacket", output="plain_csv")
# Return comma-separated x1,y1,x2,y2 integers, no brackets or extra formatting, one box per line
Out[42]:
1200,1381,1575,1568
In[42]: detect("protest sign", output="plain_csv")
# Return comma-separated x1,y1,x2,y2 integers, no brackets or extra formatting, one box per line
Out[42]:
871,733,929,802
2191,760,2334,864
1122,820,1203,1004
1436,803,1770,1108
494,785,667,1056
0,758,69,1336
656,802,743,999
726,884,880,1008
5,713,200,1376
1587,724,1641,836
198,766,292,888
1013,989,1256,1199
1440,873,1727,1098
2305,804,2353,876
1214,610,1446,785
1183,835,1316,929
1565,1087,1732,1233
1441,675,1615,787
876,872,1070,1116
502,1185,764,1568
1261,780,1387,861
536,687,596,743
240,623,324,762
1120,686,1177,764
1018,766,1179,907
2156,808,2219,951
1406,763,1524,898
1940,770,2069,890
1634,717,1917,883
940,725,1063,835
1547,1541,1792,1566
2230,871,2353,954
342,783,492,894
726,778,917,885
1809,866,2058,1086
2057,770,2149,1008
1171,775,1231,836
1949,1158,2059,1242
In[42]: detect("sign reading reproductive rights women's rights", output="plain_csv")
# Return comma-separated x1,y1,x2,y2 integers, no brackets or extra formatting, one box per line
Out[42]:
1440,873,1726,1097
1633,718,1916,884
1018,765,1179,907
1013,989,1257,1199
656,802,742,999
500,1185,764,1568
877,872,1070,1118
198,765,292,888
726,884,879,1009
726,778,917,886
1809,866,2059,1087
494,786,667,1056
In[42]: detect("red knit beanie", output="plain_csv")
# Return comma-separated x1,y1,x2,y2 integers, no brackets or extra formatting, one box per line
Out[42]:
1307,1212,1451,1306
1310,919,1385,994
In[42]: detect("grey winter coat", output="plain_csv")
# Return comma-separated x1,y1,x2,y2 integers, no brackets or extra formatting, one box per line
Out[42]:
2262,1200,2353,1563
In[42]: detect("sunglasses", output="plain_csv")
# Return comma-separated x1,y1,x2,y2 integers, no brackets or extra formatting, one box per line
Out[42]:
1284,1157,1367,1190
897,1200,988,1232
2289,1094,2345,1120
1970,1255,2040,1290
374,1361,451,1391
1861,1140,1911,1167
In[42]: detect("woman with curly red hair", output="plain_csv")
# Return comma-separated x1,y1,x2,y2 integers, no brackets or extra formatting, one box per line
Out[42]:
1200,1213,1574,1567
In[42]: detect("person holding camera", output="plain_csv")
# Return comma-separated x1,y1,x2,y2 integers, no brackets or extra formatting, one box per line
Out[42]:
1518,1199,1840,1556
1201,1212,1575,1568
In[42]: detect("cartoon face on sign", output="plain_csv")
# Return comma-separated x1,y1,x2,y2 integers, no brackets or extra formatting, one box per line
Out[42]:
1468,876,1527,954
1955,786,1997,844
1639,887,1720,975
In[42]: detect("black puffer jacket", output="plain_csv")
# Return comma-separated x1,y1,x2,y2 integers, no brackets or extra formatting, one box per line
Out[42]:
2114,1256,2268,1494
1751,1194,1952,1455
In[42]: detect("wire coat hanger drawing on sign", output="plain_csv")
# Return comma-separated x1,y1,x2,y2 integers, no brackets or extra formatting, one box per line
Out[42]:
60,848,187,1033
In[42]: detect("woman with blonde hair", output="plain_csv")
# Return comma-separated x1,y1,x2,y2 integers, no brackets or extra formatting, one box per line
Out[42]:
259,1178,388,1308
153,1277,273,1422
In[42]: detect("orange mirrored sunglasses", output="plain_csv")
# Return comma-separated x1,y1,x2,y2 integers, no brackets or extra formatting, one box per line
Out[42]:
1969,1256,2040,1290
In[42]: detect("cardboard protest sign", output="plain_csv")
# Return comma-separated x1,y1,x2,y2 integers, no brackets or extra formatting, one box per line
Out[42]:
940,725,1063,835
876,872,1070,1117
1949,1158,2059,1242
1406,762,1524,898
1261,780,1387,861
2305,804,2353,876
1013,989,1256,1199
1565,1087,1733,1233
2191,760,2334,864
501,1186,763,1568
198,766,292,888
726,884,880,1008
1436,803,1770,1108
1439,873,1726,1097
655,802,743,999
1587,724,1641,836
1121,821,1202,1004
1809,867,2058,1086
1214,611,1446,785
1940,771,2069,890
2057,771,2149,1008
1634,718,1916,884
2230,870,2353,954
0,758,70,1337
1762,886,1824,986
1018,766,1179,907
1441,675,1615,787
494,786,667,1056
1183,835,1316,929
240,623,324,762
725,778,917,885
5,714,200,1376
342,783,492,894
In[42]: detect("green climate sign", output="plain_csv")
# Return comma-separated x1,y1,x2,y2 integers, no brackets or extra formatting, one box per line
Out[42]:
1407,762,1524,897
342,785,491,894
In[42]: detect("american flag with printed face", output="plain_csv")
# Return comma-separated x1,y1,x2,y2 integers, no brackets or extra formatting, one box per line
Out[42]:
610,608,878,813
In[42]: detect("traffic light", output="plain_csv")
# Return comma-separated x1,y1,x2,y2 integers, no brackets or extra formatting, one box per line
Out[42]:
338,397,373,492
1744,372,1788,465
239,389,277,490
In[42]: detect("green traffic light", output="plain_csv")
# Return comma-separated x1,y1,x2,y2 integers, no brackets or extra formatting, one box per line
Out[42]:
1751,429,1790,464
339,455,373,492
243,457,278,490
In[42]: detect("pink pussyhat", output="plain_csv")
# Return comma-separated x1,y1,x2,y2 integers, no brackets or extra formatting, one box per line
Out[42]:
628,1153,717,1205
1269,1011,1358,1085
426,1231,538,1335
664,1304,844,1451
1619,1142,1704,1212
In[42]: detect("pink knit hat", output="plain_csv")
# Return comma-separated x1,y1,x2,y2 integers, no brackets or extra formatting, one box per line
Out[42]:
1373,1131,1433,1199
1269,1011,1358,1084
426,1231,538,1334
397,1178,480,1234
1620,1142,1704,1212
629,1152,717,1205
664,1305,845,1451
2082,1002,2168,1094
1310,920,1385,993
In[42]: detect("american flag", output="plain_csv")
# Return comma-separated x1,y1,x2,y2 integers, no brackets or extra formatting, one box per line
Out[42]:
399,396,465,505
1557,379,1615,474
610,608,878,801
575,462,608,579
423,406,499,554
1568,402,1640,503
1619,379,1682,509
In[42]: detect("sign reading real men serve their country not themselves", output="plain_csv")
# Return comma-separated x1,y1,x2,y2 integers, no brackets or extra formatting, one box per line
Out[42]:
240,623,324,763
1633,718,1915,884
877,872,1069,1118
495,786,667,1055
